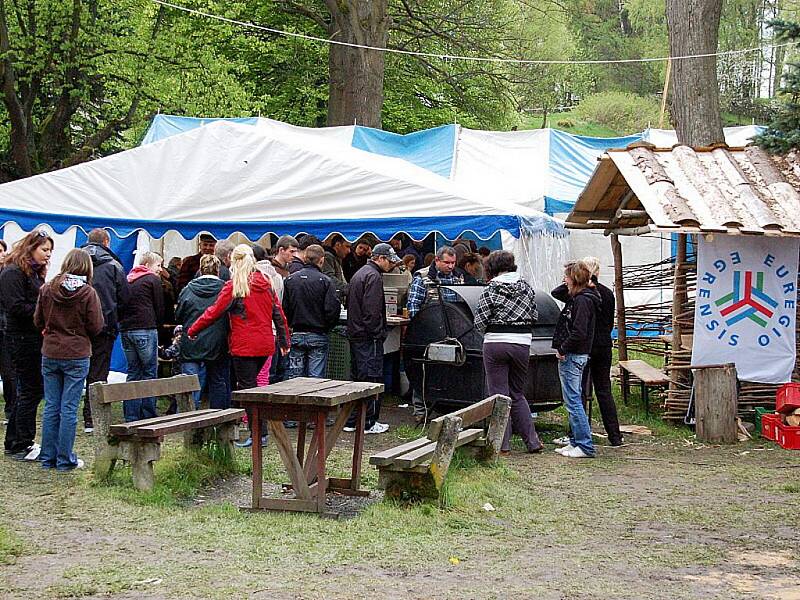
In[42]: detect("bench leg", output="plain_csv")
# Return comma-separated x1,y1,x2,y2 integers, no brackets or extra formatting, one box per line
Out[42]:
378,468,438,500
621,371,629,405
94,446,119,481
213,422,239,461
120,441,161,492
483,395,511,461
642,382,649,414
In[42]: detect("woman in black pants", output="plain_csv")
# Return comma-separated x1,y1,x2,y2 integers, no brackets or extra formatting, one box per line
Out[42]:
474,251,542,455
0,230,54,460
582,257,623,446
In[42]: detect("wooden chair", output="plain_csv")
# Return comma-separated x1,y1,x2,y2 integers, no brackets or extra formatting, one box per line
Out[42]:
369,394,511,500
88,374,244,491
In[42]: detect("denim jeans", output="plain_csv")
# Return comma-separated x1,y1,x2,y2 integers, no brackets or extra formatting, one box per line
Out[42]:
287,332,329,379
558,353,595,456
181,354,231,409
120,329,158,422
40,356,90,470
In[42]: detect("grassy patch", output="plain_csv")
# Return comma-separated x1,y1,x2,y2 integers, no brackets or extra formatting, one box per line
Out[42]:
781,482,800,494
0,524,24,565
520,110,622,137
90,442,249,507
47,562,165,598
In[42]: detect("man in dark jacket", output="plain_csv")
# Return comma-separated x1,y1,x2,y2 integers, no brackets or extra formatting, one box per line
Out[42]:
322,233,350,300
175,255,230,409
283,245,341,379
344,243,400,434
176,233,216,293
81,228,130,431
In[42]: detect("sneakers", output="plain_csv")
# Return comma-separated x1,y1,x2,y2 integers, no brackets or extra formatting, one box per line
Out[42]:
12,443,41,461
553,436,571,446
554,444,574,455
561,446,594,458
344,423,389,434
84,425,94,434
365,422,389,435
235,436,268,448
55,458,85,472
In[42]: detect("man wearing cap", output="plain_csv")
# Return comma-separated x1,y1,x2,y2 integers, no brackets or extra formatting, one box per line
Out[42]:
177,234,217,293
343,242,400,434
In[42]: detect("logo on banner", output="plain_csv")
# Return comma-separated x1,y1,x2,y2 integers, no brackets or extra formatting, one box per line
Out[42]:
697,250,796,348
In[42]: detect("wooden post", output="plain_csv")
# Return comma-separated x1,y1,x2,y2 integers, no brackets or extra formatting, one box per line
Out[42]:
611,234,628,362
669,234,689,405
694,364,738,444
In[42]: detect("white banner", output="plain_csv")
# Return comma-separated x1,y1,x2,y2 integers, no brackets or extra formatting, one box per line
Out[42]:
693,235,799,383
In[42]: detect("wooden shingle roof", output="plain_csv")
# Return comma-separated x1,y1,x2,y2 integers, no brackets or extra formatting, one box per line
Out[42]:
567,143,800,237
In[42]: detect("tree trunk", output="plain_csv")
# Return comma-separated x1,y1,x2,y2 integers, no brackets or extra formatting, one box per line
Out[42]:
665,0,725,146
326,0,389,128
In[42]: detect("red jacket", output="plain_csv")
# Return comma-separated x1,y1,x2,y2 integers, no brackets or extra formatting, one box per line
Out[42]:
188,271,289,358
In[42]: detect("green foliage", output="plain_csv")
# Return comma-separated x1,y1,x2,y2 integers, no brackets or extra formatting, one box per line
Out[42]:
756,19,800,153
573,91,662,134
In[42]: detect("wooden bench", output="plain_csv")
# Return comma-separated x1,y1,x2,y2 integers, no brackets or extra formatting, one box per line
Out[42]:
618,359,669,412
369,394,511,500
87,374,245,491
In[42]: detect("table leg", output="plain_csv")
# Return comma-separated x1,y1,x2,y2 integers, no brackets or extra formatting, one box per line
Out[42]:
315,409,327,513
251,404,262,509
297,422,307,466
350,398,367,491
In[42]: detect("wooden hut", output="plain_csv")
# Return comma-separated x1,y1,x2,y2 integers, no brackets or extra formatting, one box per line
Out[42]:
566,142,800,422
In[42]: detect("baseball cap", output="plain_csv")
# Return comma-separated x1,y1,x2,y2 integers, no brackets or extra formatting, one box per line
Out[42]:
372,243,401,263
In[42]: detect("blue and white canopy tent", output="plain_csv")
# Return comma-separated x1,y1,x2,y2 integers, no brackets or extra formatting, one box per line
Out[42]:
138,116,765,308
0,118,566,286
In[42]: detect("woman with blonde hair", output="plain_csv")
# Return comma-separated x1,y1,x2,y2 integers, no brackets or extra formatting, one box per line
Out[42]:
0,229,54,460
189,244,290,447
580,256,622,446
551,260,601,458
119,251,164,422
34,249,104,470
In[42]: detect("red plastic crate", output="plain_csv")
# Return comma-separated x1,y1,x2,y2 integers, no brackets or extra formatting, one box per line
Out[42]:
761,413,781,441
776,421,800,450
776,383,800,414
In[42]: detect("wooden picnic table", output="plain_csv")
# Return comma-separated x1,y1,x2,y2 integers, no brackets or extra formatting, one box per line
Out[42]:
232,377,384,515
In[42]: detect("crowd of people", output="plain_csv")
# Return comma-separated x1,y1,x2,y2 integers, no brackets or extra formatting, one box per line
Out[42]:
0,225,619,471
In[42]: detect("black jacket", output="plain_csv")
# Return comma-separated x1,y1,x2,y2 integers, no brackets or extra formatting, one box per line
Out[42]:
551,285,601,355
283,265,341,334
119,272,165,331
288,256,305,275
175,275,228,361
591,276,614,349
81,243,130,335
0,264,44,335
346,261,387,341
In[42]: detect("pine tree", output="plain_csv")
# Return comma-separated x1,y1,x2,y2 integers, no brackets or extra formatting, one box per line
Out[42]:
756,20,800,153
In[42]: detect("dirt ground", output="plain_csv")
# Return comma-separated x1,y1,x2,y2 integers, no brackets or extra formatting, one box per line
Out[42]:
2,402,800,599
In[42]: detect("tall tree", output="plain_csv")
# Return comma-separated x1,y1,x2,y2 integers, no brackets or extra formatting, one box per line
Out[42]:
665,0,725,145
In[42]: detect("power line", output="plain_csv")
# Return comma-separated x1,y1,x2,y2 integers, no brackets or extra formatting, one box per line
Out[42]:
153,0,800,66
